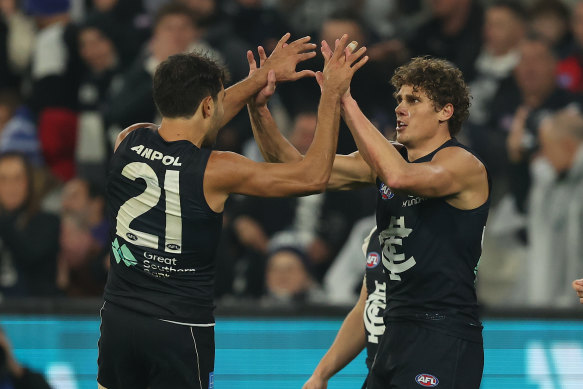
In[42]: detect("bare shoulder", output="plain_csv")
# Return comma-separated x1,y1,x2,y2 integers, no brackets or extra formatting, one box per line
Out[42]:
432,146,486,179
114,122,159,152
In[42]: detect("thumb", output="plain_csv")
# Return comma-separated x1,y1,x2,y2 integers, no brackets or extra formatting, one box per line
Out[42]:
315,71,323,85
267,70,276,93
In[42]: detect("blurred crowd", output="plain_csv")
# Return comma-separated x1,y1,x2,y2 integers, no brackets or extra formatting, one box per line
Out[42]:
0,0,582,309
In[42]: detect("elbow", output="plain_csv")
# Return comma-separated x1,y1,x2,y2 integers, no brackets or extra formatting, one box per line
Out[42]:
303,172,329,194
381,170,408,192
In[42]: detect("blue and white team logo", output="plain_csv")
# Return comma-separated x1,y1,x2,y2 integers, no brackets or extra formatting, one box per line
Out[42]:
366,252,381,268
379,183,394,200
415,373,439,387
209,372,214,389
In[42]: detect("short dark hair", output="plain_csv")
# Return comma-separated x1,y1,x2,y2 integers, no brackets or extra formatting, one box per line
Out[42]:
153,2,197,30
391,57,470,137
153,52,227,119
489,0,527,21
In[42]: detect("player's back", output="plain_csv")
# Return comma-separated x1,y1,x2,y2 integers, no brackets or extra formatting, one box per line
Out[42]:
104,127,222,324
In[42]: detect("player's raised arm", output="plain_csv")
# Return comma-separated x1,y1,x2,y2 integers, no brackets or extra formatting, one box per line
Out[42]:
220,33,317,127
340,58,488,207
246,41,376,191
204,35,369,211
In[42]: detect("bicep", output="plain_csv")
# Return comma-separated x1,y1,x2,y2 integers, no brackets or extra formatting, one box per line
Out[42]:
391,149,483,198
206,152,324,200
328,151,376,191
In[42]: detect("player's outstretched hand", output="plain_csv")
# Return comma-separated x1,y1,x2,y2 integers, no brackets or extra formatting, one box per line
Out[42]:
247,47,276,107
573,279,583,304
262,33,317,82
320,34,368,97
302,375,327,389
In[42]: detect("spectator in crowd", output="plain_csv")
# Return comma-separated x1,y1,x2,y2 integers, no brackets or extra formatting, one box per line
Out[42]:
524,108,583,307
179,0,250,82
557,0,583,93
0,326,51,389
529,0,572,59
226,0,289,54
406,0,484,82
76,16,125,187
573,278,583,303
263,244,325,305
0,90,42,166
0,152,59,297
467,1,526,128
87,0,149,67
103,2,198,137
0,0,36,89
27,0,82,182
491,35,580,213
57,178,108,296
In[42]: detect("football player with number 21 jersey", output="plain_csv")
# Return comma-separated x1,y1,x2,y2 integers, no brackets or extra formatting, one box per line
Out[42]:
97,34,369,389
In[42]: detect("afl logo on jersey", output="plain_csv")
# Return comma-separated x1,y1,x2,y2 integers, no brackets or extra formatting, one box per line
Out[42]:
415,374,439,387
366,252,381,268
166,243,181,251
379,183,394,200
126,233,138,241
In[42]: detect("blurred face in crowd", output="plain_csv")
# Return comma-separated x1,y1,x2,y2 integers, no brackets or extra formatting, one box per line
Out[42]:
93,0,117,12
151,13,197,61
530,13,568,47
266,250,311,298
180,0,215,19
289,113,317,155
429,0,467,18
483,6,525,56
539,110,583,173
321,20,365,51
79,28,116,73
0,156,29,211
573,2,583,47
514,40,557,101
61,179,91,215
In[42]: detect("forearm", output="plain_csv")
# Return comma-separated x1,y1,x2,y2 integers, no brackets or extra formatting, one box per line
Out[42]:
223,69,269,127
312,304,366,380
247,103,303,163
342,96,407,186
301,90,341,184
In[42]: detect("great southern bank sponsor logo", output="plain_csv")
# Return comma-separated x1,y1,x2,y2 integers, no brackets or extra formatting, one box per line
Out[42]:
366,252,381,268
415,373,439,387
379,183,394,200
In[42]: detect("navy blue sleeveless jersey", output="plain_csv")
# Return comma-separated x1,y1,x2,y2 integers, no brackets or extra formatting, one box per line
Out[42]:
376,138,490,342
104,127,222,324
362,227,386,370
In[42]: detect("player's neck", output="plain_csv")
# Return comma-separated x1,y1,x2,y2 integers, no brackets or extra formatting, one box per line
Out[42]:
406,131,452,161
158,116,207,147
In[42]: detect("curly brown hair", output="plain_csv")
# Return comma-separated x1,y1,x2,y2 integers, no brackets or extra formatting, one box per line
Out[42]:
391,57,470,136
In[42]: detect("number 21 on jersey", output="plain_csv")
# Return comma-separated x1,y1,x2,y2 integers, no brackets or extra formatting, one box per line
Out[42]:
116,162,182,254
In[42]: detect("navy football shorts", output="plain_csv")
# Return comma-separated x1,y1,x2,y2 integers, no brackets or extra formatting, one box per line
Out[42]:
97,302,215,389
367,321,483,388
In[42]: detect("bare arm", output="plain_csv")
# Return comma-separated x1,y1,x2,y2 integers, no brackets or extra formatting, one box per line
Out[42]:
246,48,375,190
303,280,367,389
341,96,488,206
221,33,317,128
204,35,369,212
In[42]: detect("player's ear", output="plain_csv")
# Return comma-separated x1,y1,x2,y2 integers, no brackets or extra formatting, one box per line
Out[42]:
201,95,214,118
438,103,454,122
